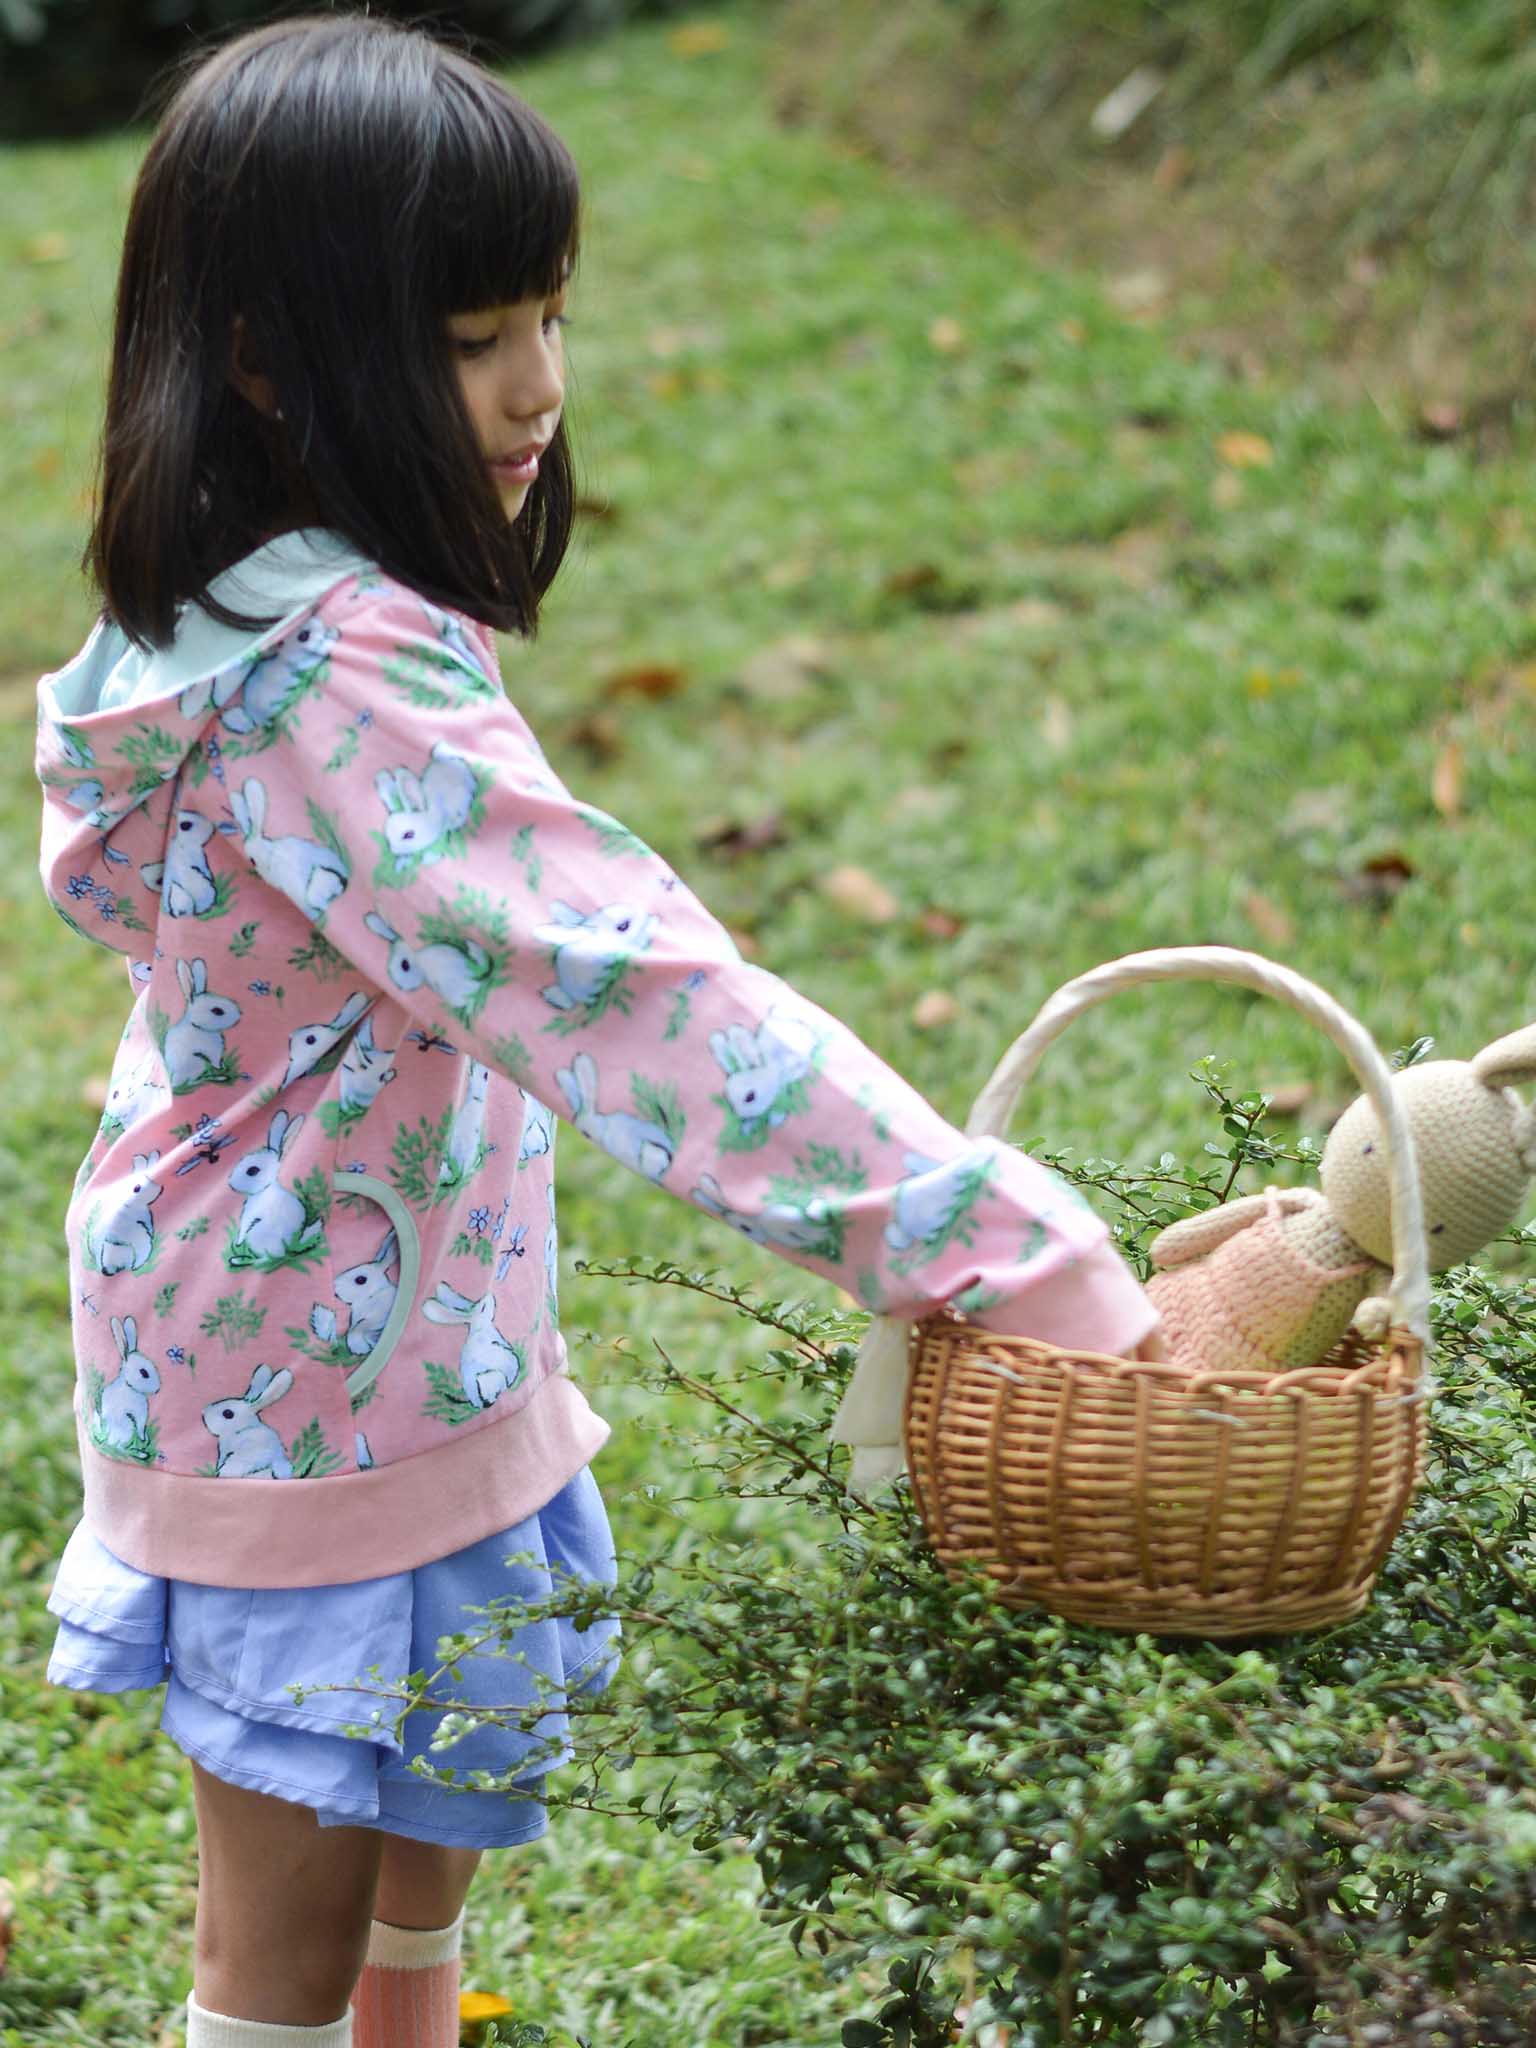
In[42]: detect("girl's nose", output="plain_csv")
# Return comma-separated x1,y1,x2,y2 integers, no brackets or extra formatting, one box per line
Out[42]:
508,344,563,425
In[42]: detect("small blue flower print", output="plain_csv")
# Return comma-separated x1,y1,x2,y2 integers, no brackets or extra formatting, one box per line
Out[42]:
248,980,272,996
468,1205,491,1234
97,896,118,922
193,1113,223,1144
345,1160,368,1175
684,970,707,991
66,873,93,900
356,709,374,729
167,1345,186,1365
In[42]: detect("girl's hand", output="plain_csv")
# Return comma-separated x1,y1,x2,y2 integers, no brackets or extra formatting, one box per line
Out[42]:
1134,1327,1168,1363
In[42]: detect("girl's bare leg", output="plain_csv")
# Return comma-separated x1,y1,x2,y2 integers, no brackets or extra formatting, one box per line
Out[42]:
191,1758,384,2026
373,1837,483,1930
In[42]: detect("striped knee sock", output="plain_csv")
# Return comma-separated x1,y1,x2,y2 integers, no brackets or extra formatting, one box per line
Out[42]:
348,1907,465,2048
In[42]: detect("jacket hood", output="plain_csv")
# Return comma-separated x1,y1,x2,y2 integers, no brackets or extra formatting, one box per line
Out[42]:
35,530,373,965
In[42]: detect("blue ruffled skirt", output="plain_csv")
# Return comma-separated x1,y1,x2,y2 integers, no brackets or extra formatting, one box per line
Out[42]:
43,1463,621,1849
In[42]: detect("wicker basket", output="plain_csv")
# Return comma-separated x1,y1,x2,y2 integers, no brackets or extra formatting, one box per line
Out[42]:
886,948,1431,1639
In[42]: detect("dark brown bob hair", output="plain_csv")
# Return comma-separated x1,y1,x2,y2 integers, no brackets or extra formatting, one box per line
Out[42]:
90,12,580,649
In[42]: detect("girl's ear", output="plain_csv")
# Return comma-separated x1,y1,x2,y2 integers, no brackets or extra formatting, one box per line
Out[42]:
228,313,280,419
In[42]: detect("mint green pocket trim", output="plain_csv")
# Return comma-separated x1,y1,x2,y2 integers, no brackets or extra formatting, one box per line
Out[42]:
334,1170,423,1402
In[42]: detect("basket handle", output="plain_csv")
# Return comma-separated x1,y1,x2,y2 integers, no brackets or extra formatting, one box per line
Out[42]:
964,945,1431,1340
829,944,1431,1494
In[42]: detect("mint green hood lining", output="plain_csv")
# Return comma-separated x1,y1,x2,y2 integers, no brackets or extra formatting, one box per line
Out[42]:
43,530,374,722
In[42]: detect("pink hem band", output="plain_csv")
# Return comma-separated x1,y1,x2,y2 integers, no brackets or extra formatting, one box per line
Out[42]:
74,1372,612,1589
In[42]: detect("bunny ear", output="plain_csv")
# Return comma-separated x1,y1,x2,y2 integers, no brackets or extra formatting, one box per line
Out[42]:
110,1315,127,1355
1473,1025,1536,1090
176,957,193,997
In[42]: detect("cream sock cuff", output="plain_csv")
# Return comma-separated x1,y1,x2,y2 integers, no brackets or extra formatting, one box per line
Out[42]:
362,1905,466,1971
186,1988,353,2045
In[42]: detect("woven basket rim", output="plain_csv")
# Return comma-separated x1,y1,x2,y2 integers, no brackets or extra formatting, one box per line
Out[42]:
914,1306,1426,1399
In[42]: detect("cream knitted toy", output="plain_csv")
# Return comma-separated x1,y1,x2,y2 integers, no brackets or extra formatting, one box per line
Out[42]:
1146,1024,1536,1374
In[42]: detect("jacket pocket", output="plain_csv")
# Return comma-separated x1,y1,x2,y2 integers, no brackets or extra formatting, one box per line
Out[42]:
330,1169,423,1403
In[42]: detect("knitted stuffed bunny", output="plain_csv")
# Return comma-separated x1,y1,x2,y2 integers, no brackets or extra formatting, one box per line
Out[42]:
1146,1024,1536,1374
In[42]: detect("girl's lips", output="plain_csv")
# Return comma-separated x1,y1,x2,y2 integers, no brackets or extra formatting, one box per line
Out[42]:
493,449,540,484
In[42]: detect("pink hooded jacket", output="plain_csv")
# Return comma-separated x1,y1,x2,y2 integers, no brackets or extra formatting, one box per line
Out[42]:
35,530,1155,1588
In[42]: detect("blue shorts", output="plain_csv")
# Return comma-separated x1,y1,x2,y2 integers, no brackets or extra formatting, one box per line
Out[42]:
43,1463,621,1850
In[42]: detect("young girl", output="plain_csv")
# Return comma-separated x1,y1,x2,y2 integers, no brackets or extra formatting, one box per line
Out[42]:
33,15,1160,2047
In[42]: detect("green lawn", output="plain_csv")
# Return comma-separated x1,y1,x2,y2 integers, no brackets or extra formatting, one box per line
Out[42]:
3,4,1536,2043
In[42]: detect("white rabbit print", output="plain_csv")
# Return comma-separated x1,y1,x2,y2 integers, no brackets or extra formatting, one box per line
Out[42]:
201,1364,295,1477
221,621,339,736
229,776,349,917
691,1170,840,1257
363,908,493,1020
517,1089,556,1165
420,1282,524,1415
373,740,482,877
281,989,371,1088
310,1225,399,1358
536,900,657,1020
710,1007,826,1146
418,598,490,682
162,956,243,1092
883,1145,998,1270
337,1014,398,1117
439,1059,491,1190
102,1046,171,1137
556,1050,678,1181
138,806,221,916
91,1316,161,1458
225,1109,328,1271
94,1151,164,1275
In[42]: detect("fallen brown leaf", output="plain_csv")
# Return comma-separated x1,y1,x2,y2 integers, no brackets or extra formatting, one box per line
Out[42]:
1417,400,1463,441
694,810,787,857
1242,890,1296,948
928,316,966,354
564,711,624,763
1262,1082,1315,1117
1152,143,1193,190
668,21,730,55
821,864,901,923
1431,740,1464,819
600,664,686,703
737,636,830,702
883,562,942,598
1041,696,1073,751
917,907,966,939
1338,851,1416,907
912,990,961,1029
1215,430,1274,469
22,232,70,265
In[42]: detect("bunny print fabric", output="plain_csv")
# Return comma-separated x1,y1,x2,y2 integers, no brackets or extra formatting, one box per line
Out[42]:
35,530,1154,1592
44,1463,621,1849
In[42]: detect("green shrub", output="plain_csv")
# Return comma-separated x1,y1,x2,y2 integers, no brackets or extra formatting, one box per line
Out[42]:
299,1062,1536,2045
0,0,707,141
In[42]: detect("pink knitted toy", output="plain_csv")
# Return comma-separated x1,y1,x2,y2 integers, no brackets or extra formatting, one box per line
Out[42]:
1146,1025,1536,1375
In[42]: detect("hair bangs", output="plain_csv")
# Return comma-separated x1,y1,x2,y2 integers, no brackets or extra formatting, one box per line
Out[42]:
424,67,579,318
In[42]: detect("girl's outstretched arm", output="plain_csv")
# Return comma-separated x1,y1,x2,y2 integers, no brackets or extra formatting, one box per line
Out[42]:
240,576,1157,1366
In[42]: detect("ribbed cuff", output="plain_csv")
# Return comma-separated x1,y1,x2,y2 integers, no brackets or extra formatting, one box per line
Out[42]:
970,1237,1160,1357
186,1989,353,2044
362,1906,466,1971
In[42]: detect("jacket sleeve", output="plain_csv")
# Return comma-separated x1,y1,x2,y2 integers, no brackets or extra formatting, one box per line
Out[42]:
235,579,1158,1367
